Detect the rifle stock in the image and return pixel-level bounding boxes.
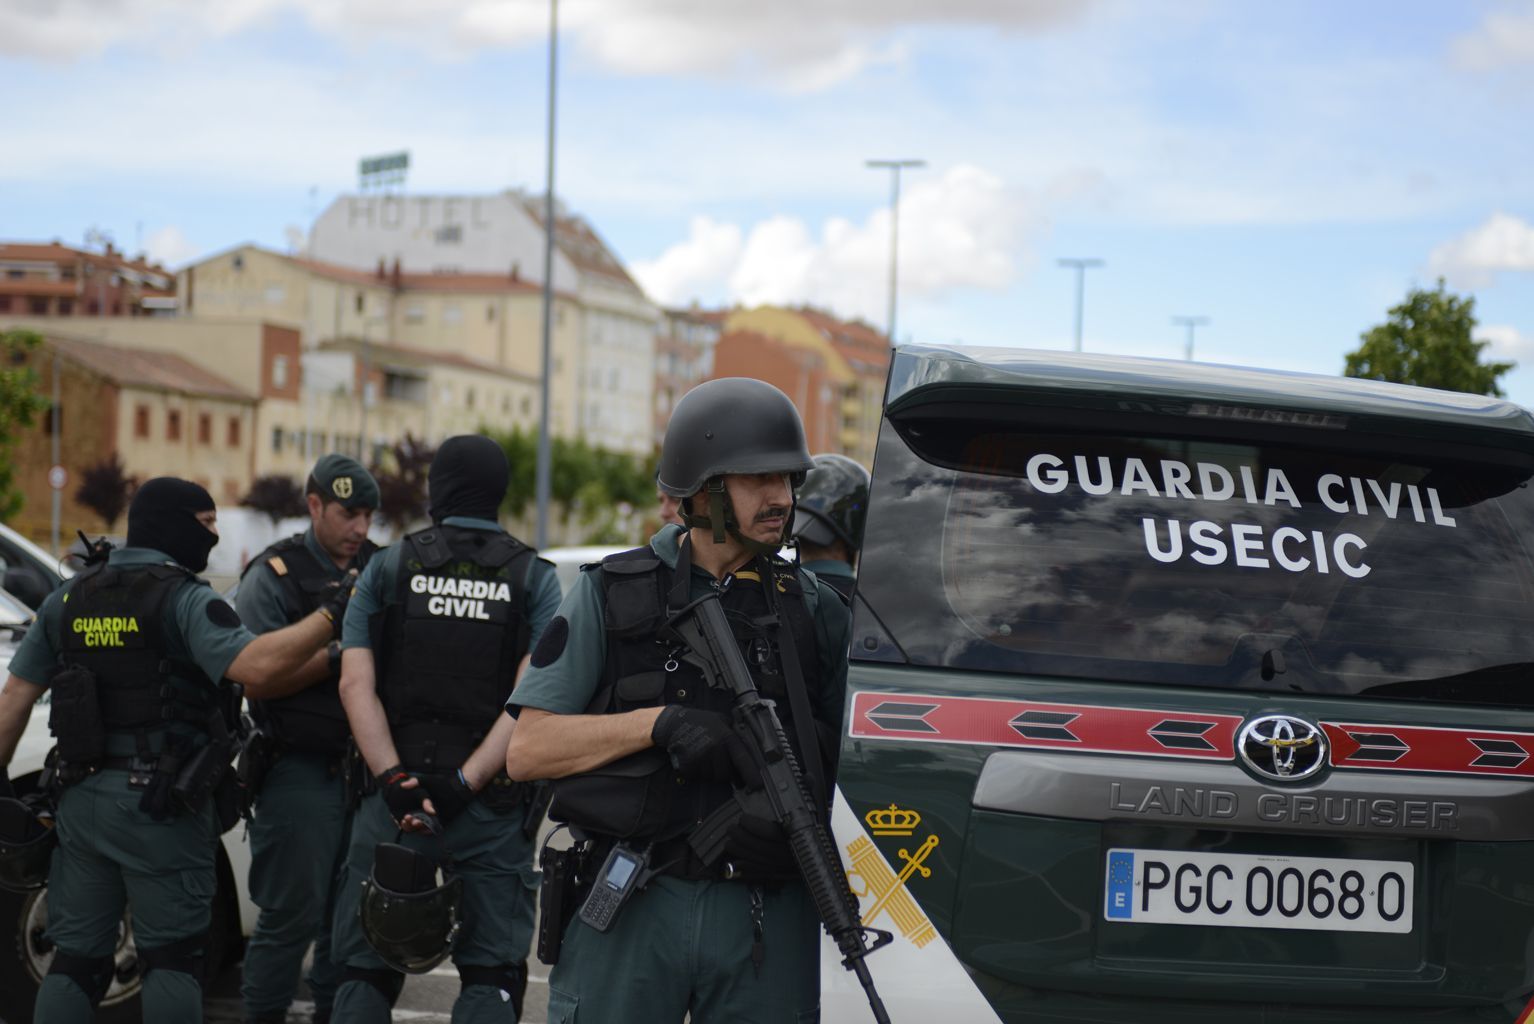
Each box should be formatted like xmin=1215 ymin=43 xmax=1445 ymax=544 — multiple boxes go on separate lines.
xmin=668 ymin=593 xmax=892 ymax=1024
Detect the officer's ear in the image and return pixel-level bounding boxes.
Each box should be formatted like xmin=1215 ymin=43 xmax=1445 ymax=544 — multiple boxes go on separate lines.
xmin=306 ymin=492 xmax=325 ymax=520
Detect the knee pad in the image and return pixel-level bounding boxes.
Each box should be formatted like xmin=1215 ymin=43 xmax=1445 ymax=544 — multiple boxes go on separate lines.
xmin=459 ymin=960 xmax=527 ymax=1018
xmin=136 ymin=931 xmax=208 ymax=984
xmin=46 ymin=950 xmax=116 ymax=1006
xmin=343 ymin=965 xmax=405 ymax=1007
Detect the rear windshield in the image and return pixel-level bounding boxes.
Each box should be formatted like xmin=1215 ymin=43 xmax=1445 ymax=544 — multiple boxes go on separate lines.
xmin=855 ymin=415 xmax=1534 ymax=705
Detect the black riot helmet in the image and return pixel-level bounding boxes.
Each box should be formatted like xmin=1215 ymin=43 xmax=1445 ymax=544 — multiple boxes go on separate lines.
xmin=656 ymin=378 xmax=815 ymax=552
xmin=791 ymin=453 xmax=871 ymax=557
xmin=0 ymin=798 xmax=56 ymax=893
xmin=358 ymin=843 xmax=463 ymax=974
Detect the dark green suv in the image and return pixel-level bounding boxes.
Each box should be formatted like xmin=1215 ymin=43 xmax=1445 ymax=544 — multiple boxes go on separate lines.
xmin=836 ymin=345 xmax=1534 ymax=1023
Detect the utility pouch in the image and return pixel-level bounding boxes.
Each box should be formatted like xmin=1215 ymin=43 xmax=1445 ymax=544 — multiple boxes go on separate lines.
xmin=547 ymin=748 xmax=677 ymax=840
xmin=47 ymin=664 xmax=106 ymax=765
xmin=235 ymin=725 xmax=276 ymax=799
xmin=537 ymin=843 xmax=585 ymax=966
xmin=211 ymin=772 xmax=245 ymax=834
xmin=479 ymin=773 xmax=529 ymax=816
xmin=172 ymin=735 xmax=233 ymax=817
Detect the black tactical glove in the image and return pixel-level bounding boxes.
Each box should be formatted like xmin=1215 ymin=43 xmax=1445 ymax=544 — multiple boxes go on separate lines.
xmin=651 ymin=707 xmax=757 ymax=783
xmin=423 ymin=769 xmax=477 ymax=826
xmin=318 ymin=573 xmax=357 ymax=640
xmin=376 ymin=765 xmax=439 ymax=834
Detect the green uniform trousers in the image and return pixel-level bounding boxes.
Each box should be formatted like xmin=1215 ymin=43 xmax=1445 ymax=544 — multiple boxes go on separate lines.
xmin=329 ymin=790 xmax=540 ymax=1024
xmin=240 ymin=750 xmax=352 ymax=1019
xmin=546 ymin=874 xmax=821 ymax=1024
xmin=35 ymin=770 xmax=217 ymax=1024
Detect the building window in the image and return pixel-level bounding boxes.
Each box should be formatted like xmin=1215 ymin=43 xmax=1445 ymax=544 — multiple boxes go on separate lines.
xmin=486 ymin=304 xmax=496 ymax=323
xmin=197 ymin=413 xmax=212 ymax=444
xmin=227 ymin=417 xmax=241 ymax=447
xmin=271 ymin=427 xmax=283 ymax=453
xmin=57 ymin=298 xmax=72 ymax=315
xmin=272 ymin=354 xmax=289 ymax=389
xmin=265 ymin=285 xmax=286 ymax=305
xmin=29 ymin=297 xmax=48 ymax=315
xmin=134 ymin=404 xmax=151 ymax=438
xmin=521 ymin=396 xmax=532 ymax=416
xmin=167 ymin=409 xmax=182 ymax=441
xmin=466 ymin=387 xmax=476 ymax=409
xmin=442 ymin=303 xmax=462 ymax=325
xmin=435 ymin=225 xmax=463 ymax=244
xmin=0 ymin=297 xmax=10 ymax=313
xmin=355 ymin=292 xmax=364 ymax=313
xmin=404 ymin=304 xmax=425 ymax=325
xmin=42 ymin=404 xmax=62 ymax=435
xmin=6 ymin=269 xmax=23 ymax=280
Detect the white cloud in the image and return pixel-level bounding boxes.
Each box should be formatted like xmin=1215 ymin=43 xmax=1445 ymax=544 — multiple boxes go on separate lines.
xmin=1427 ymin=212 xmax=1534 ymax=287
xmin=143 ymin=225 xmax=201 ymax=268
xmin=630 ymin=216 xmax=743 ymax=306
xmin=1478 ymin=323 xmax=1534 ymax=363
xmin=638 ymin=164 xmax=1040 ymax=323
xmin=0 ymin=0 xmax=1089 ymax=90
xmin=1451 ymin=3 xmax=1534 ymax=71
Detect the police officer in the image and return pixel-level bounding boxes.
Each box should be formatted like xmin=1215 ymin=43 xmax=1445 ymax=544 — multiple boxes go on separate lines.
xmin=237 ymin=455 xmax=379 ymax=1024
xmin=505 ymin=378 xmax=851 ymax=1023
xmin=0 ymin=477 xmax=347 ymax=1024
xmin=790 ymin=452 xmax=871 ymax=601
xmin=329 ymin=434 xmax=561 ymax=1023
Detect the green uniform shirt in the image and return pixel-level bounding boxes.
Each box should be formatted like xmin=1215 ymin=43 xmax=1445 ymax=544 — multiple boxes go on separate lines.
xmin=236 ymin=527 xmax=352 ymax=634
xmin=340 ymin=516 xmax=562 ymax=653
xmin=507 ymin=525 xmax=851 ymax=727
xmin=11 ymin=547 xmax=255 ymax=689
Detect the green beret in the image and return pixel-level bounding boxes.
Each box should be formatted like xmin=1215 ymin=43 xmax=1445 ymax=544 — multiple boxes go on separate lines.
xmin=310 ymin=454 xmax=379 ymax=510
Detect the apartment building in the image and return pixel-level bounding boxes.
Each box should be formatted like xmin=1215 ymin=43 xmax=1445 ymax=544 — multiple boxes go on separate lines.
xmin=0 ymin=241 xmax=175 ymax=318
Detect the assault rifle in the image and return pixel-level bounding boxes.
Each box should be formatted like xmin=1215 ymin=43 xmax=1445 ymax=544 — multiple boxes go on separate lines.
xmin=666 ymin=592 xmax=892 ymax=1024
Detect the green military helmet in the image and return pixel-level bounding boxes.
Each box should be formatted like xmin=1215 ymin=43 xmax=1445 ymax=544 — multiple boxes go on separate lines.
xmin=0 ymin=797 xmax=57 ymax=893
xmin=791 ymin=453 xmax=871 ymax=554
xmin=656 ymin=378 xmax=814 ymax=550
xmin=358 ymin=843 xmax=463 ymax=974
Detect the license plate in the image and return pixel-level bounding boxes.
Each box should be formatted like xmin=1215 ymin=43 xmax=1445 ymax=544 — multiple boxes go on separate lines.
xmin=1103 ymin=848 xmax=1414 ymax=934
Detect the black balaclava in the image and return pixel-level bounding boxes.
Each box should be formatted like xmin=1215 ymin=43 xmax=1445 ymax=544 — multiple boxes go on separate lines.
xmin=126 ymin=477 xmax=218 ymax=572
xmin=427 ymin=435 xmax=510 ymax=523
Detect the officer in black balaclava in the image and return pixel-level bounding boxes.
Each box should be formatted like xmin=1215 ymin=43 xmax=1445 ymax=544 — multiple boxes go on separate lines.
xmin=0 ymin=477 xmax=347 ymax=1022
xmin=327 ymin=435 xmax=562 ymax=1022
xmin=126 ymin=476 xmax=221 ymax=573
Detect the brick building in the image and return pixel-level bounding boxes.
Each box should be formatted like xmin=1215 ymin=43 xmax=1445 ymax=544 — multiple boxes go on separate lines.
xmin=0 ymin=241 xmax=175 ymax=318
xmin=10 ymin=332 xmax=256 ymax=541
xmin=655 ymin=306 xmax=725 ymax=448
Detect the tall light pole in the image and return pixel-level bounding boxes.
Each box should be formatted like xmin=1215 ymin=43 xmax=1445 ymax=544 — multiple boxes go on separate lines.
xmin=535 ymin=0 xmax=559 ymax=548
xmin=1172 ymin=315 xmax=1209 ymax=361
xmin=866 ymin=158 xmax=924 ymax=346
xmin=1057 ymin=258 xmax=1104 ymax=352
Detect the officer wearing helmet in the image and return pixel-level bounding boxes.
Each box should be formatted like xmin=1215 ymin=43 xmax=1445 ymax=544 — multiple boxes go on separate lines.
xmin=505 ymin=377 xmax=851 ymax=1023
xmin=0 ymin=477 xmax=347 ymax=1023
xmin=791 ymin=453 xmax=871 ymax=601
xmin=328 ymin=435 xmax=561 ymax=1023
xmin=236 ymin=454 xmax=379 ymax=1024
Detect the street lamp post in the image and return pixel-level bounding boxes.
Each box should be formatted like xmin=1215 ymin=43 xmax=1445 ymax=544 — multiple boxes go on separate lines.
xmin=1057 ymin=258 xmax=1104 ymax=352
xmin=535 ymin=0 xmax=559 ymax=548
xmin=1172 ymin=315 xmax=1210 ymax=362
xmin=866 ymin=158 xmax=924 ymax=346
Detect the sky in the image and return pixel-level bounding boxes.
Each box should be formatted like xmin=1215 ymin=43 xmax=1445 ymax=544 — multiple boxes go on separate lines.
xmin=4 ymin=0 xmax=1534 ymax=401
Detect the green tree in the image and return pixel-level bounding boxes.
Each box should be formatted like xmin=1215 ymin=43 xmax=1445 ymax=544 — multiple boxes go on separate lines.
xmin=0 ymin=329 xmax=50 ymax=520
xmin=485 ymin=426 xmax=655 ymax=539
xmin=1344 ymin=279 xmax=1514 ymax=396
xmin=240 ymin=474 xmax=306 ymax=524
xmin=76 ymin=454 xmax=137 ymax=529
xmin=371 ymin=433 xmax=436 ymax=530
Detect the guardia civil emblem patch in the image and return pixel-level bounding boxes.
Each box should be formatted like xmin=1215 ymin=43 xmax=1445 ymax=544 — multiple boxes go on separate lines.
xmin=332 ymin=477 xmax=353 ymax=500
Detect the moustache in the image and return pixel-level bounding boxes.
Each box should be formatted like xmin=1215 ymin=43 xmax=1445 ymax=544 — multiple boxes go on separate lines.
xmin=754 ymin=506 xmax=790 ymax=523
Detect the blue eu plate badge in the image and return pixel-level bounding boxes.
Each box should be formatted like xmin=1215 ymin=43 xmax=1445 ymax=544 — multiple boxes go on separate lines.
xmin=1106 ymin=850 xmax=1135 ymax=920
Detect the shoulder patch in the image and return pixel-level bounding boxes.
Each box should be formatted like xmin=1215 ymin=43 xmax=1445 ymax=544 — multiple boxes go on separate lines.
xmin=530 ymin=616 xmax=570 ymax=668
xmin=267 ymin=555 xmax=289 ymax=577
xmin=205 ymin=599 xmax=242 ymax=628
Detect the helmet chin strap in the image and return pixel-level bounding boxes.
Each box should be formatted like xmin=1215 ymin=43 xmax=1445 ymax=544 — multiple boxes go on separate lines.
xmin=679 ymin=477 xmax=786 ymax=557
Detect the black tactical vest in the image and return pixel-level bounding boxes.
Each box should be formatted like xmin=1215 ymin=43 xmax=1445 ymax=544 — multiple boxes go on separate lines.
xmin=241 ymin=533 xmax=378 ymax=754
xmin=55 ymin=562 xmax=216 ymax=748
xmin=592 ymin=545 xmax=824 ymax=841
xmin=376 ymin=525 xmax=535 ymax=770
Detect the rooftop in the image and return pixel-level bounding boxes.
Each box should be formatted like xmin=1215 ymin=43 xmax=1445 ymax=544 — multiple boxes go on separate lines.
xmin=45 ymin=332 xmax=255 ymax=402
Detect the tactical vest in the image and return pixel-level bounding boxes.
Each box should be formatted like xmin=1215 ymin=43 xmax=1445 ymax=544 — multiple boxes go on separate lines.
xmin=55 ymin=562 xmax=217 ymax=752
xmin=242 ymin=533 xmax=378 ymax=755
xmin=375 ymin=525 xmax=535 ymax=771
xmin=591 ymin=545 xmax=824 ymax=847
